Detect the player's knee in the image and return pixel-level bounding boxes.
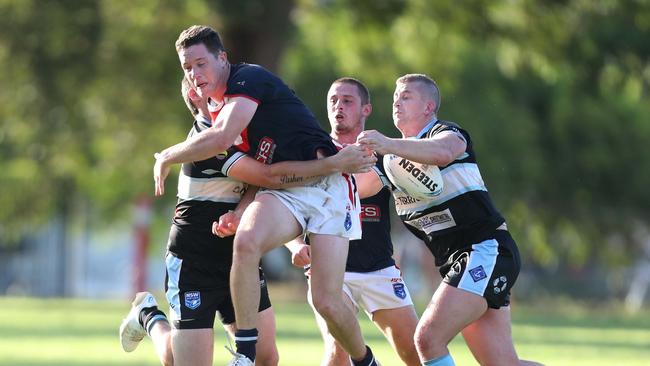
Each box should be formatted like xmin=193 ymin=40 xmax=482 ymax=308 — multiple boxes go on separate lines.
xmin=233 ymin=232 xmax=262 ymax=261
xmin=311 ymin=295 xmax=339 ymax=321
xmin=414 ymin=323 xmax=439 ymax=355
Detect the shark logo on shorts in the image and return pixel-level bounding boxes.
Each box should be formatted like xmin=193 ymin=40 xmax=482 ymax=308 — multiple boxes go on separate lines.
xmin=344 ymin=212 xmax=352 ymax=231
xmin=468 ymin=265 xmax=487 ymax=282
xmin=184 ymin=291 xmax=201 ymax=310
xmin=393 ymin=283 xmax=407 ymax=299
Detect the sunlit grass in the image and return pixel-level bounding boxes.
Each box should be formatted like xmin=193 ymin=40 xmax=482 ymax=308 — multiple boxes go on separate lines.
xmin=1 ymin=290 xmax=649 ymax=365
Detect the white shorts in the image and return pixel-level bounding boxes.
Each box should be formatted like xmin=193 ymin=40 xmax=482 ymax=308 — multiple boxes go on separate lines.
xmin=259 ymin=173 xmax=361 ymax=240
xmin=309 ymin=265 xmax=414 ymax=316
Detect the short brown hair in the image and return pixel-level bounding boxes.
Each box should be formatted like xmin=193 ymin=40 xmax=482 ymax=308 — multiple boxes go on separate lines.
xmin=175 ymin=25 xmax=225 ymax=56
xmin=332 ymin=77 xmax=371 ymax=105
xmin=396 ymin=74 xmax=441 ymax=114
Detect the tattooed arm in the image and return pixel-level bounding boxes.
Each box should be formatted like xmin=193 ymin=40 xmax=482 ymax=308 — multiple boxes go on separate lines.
xmin=227 ymin=144 xmax=376 ymax=189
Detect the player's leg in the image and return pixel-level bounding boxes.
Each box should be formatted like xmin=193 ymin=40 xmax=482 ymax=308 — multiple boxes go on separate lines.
xmin=357 ymin=266 xmax=419 ymax=365
xmin=230 ymin=193 xmax=302 ymax=361
xmin=221 ymin=268 xmax=279 ymax=366
xmin=119 ymin=292 xmax=174 ymax=366
xmin=372 ymin=306 xmax=420 ymax=365
xmin=149 ymin=320 xmax=174 ymax=366
xmin=309 ymin=233 xmax=369 ymax=362
xmin=461 ymin=307 xmax=544 ymax=366
xmin=171 ymin=328 xmax=214 ymax=366
xmin=415 ymin=283 xmax=486 ymax=364
xmin=307 ymin=281 xmax=357 ymax=366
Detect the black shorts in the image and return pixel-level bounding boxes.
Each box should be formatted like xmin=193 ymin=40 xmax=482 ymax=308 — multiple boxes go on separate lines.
xmin=439 ymin=230 xmax=520 ymax=309
xmin=164 ymin=252 xmax=272 ymax=329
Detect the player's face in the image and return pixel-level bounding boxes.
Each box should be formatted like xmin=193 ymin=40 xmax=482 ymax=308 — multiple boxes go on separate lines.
xmin=178 ymin=43 xmax=228 ymax=100
xmin=327 ymin=82 xmax=369 ymax=137
xmin=392 ymin=82 xmax=430 ymax=128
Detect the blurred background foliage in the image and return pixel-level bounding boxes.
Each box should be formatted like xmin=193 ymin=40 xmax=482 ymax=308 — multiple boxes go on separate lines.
xmin=1 ymin=0 xmax=649 ymax=298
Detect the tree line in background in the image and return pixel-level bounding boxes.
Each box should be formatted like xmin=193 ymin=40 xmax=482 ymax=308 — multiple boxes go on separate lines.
xmin=1 ymin=0 xmax=649 ymax=297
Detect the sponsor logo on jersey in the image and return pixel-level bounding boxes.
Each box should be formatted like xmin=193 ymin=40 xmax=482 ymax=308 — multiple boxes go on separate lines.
xmin=360 ymin=204 xmax=380 ymax=222
xmin=404 ymin=208 xmax=457 ymax=234
xmin=469 ymin=266 xmax=487 ymax=282
xmin=390 ymin=277 xmax=402 ymax=283
xmin=255 ymin=136 xmax=276 ymax=164
xmin=392 ymin=283 xmax=407 ymax=299
xmin=184 ymin=291 xmax=201 ymax=310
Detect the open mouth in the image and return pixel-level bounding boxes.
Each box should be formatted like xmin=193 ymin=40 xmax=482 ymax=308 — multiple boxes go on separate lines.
xmin=335 ymin=113 xmax=344 ymax=121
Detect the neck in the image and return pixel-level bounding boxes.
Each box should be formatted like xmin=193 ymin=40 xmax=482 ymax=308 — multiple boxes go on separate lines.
xmin=331 ymin=125 xmax=364 ymax=145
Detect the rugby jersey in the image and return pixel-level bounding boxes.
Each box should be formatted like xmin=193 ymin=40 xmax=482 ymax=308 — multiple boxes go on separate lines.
xmin=210 ymin=63 xmax=337 ymax=164
xmin=393 ymin=120 xmax=505 ymax=264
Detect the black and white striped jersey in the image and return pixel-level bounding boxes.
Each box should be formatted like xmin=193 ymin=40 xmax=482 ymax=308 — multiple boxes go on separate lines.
xmin=394 ymin=120 xmax=505 ymax=264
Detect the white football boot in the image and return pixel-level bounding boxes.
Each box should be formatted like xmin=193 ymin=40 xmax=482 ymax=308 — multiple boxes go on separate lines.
xmin=225 ymin=345 xmax=254 ymax=366
xmin=119 ymin=291 xmax=158 ymax=352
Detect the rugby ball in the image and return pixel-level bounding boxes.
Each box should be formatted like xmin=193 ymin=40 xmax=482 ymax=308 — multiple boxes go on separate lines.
xmin=383 ymin=154 xmax=444 ymax=199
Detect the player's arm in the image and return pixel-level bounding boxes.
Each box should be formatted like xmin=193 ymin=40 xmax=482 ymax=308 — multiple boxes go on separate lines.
xmin=284 ymin=237 xmax=311 ymax=268
xmin=154 ymin=97 xmax=257 ymax=195
xmin=228 ymin=144 xmax=376 ymax=189
xmin=357 ymin=129 xmax=466 ymax=167
xmin=354 ymin=168 xmax=384 ymax=199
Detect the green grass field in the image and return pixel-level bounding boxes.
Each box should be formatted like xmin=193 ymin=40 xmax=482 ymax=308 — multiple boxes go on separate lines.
xmin=1 ymin=286 xmax=649 ymax=366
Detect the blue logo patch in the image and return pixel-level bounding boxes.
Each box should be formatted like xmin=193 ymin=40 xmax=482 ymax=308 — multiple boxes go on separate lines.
xmin=469 ymin=265 xmax=487 ymax=282
xmin=184 ymin=291 xmax=201 ymax=310
xmin=344 ymin=212 xmax=352 ymax=231
xmin=392 ymin=283 xmax=407 ymax=299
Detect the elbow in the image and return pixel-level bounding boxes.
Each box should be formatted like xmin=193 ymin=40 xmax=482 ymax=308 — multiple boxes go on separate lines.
xmin=257 ymin=167 xmax=282 ymax=189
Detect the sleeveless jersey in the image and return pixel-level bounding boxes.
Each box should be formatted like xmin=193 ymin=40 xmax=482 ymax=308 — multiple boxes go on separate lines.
xmin=209 ymin=63 xmax=337 ymax=163
xmin=346 ymin=159 xmax=396 ymax=273
xmin=168 ymin=115 xmax=248 ymax=263
xmin=393 ymin=120 xmax=505 ymax=265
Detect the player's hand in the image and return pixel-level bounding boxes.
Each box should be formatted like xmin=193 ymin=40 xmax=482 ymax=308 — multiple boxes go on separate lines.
xmin=212 ymin=210 xmax=240 ymax=238
xmin=335 ymin=144 xmax=377 ymax=174
xmin=357 ymin=130 xmax=392 ymax=155
xmin=153 ymin=153 xmax=171 ymax=196
xmin=290 ymin=243 xmax=311 ymax=267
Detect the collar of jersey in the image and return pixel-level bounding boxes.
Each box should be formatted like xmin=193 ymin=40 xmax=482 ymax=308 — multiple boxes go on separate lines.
xmin=196 ymin=114 xmax=211 ymax=126
xmin=416 ymin=119 xmax=438 ymax=139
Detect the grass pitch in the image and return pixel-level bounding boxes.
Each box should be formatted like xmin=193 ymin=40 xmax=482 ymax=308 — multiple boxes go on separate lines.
xmin=1 ymin=285 xmax=649 ymax=365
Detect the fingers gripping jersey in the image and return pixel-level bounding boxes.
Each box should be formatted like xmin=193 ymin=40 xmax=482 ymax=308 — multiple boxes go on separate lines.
xmin=212 ymin=63 xmax=338 ymax=163
xmin=393 ymin=120 xmax=505 ymax=264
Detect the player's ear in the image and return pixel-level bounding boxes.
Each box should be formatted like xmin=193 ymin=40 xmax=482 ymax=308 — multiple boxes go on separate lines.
xmin=362 ymin=103 xmax=372 ymax=118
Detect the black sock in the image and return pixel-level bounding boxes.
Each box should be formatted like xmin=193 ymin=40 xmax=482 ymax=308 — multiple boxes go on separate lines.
xmin=235 ymin=328 xmax=258 ymax=361
xmin=351 ymin=345 xmax=377 ymax=366
xmin=139 ymin=306 xmax=167 ymax=335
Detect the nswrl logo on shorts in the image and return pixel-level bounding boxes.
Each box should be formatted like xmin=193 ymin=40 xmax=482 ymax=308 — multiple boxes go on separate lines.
xmin=184 ymin=291 xmax=201 ymax=310
xmin=469 ymin=265 xmax=487 ymax=282
xmin=393 ymin=283 xmax=407 ymax=299
xmin=344 ymin=212 xmax=352 ymax=231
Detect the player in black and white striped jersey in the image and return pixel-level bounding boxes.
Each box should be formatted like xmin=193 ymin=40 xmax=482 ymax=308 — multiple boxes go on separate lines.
xmin=358 ymin=74 xmax=543 ymax=366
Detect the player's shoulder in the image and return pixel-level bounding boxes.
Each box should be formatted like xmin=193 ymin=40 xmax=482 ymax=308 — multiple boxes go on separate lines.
xmin=427 ymin=119 xmax=469 ymax=140
xmin=230 ymin=63 xmax=274 ymax=82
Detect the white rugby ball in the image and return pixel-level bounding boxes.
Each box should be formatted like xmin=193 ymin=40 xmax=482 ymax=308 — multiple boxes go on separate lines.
xmin=383 ymin=154 xmax=444 ymax=199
